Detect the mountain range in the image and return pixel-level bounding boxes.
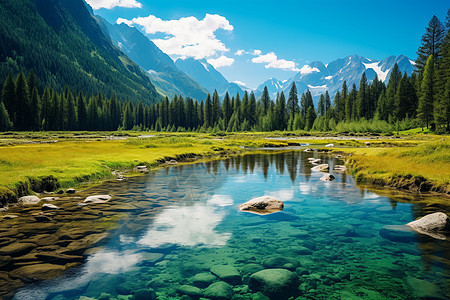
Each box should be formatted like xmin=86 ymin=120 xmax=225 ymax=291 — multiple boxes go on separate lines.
xmin=255 ymin=54 xmax=415 ymax=103
xmin=0 ymin=0 xmax=160 ymax=104
xmin=0 ymin=0 xmax=417 ymax=107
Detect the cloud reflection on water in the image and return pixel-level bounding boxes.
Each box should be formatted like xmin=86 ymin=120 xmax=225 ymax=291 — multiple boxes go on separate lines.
xmin=138 ymin=195 xmax=233 ymax=248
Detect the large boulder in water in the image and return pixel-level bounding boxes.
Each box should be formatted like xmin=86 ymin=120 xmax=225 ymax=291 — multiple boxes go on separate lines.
xmin=204 ymin=281 xmax=234 ymax=300
xmin=210 ymin=265 xmax=242 ymax=285
xmin=18 ymin=196 xmax=41 ymax=205
xmin=406 ymin=212 xmax=450 ymax=240
xmin=249 ymin=269 xmax=300 ymax=299
xmin=239 ymin=196 xmax=284 ymax=215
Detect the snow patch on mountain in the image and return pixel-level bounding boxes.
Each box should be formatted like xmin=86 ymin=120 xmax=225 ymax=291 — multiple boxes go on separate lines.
xmin=363 ymin=62 xmax=390 ymax=82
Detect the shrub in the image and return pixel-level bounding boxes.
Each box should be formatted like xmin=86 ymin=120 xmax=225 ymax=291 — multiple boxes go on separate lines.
xmin=0 ymin=187 xmax=16 ymax=207
xmin=28 ymin=175 xmax=60 ymax=193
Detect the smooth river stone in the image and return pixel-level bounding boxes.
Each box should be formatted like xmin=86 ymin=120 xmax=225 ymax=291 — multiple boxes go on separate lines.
xmin=0 ymin=242 xmax=36 ymax=256
xmin=249 ymin=268 xmax=300 ymax=299
xmin=204 ymin=281 xmax=234 ymax=300
xmin=10 ymin=263 xmax=66 ymax=281
xmin=192 ymin=272 xmax=217 ymax=288
xmin=210 ymin=265 xmax=242 ymax=285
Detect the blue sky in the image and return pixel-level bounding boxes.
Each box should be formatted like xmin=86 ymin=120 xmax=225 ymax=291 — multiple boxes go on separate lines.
xmin=87 ymin=0 xmax=448 ymax=89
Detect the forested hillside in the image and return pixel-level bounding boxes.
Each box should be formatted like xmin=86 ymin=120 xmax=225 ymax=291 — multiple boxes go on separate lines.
xmin=0 ymin=0 xmax=160 ymax=105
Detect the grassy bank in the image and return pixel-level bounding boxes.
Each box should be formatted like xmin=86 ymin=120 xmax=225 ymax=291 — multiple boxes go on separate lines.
xmin=341 ymin=137 xmax=450 ymax=194
xmin=0 ymin=131 xmax=448 ymax=206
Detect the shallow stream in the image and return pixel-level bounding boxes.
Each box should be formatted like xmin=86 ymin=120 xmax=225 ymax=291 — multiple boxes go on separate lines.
xmin=13 ymin=151 xmax=450 ymax=299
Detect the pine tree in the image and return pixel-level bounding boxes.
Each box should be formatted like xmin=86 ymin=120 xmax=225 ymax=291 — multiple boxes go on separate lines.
xmin=260 ymin=86 xmax=270 ymax=115
xmin=14 ymin=72 xmax=30 ymax=130
xmin=300 ymin=90 xmax=314 ymax=117
xmin=204 ymin=94 xmax=212 ymax=128
xmin=66 ymin=89 xmax=77 ymax=130
xmin=355 ymin=73 xmax=368 ymax=119
xmin=416 ymin=15 xmax=445 ymax=73
xmin=417 ymin=55 xmax=435 ymax=129
xmin=324 ymin=91 xmax=331 ymax=115
xmin=241 ymin=91 xmax=249 ymax=122
xmin=345 ymin=84 xmax=357 ymax=121
xmin=287 ymin=82 xmax=299 ymax=119
xmin=0 ymin=101 xmax=12 ymax=131
xmin=1 ymin=75 xmax=15 ymax=120
xmin=248 ymin=92 xmax=257 ymax=127
xmin=276 ymin=91 xmax=286 ymax=130
xmin=305 ymin=106 xmax=317 ymax=131
xmin=222 ymin=92 xmax=232 ymax=128
xmin=212 ymin=90 xmax=221 ymax=125
xmin=29 ymin=87 xmax=41 ymax=130
xmin=317 ymin=94 xmax=325 ymax=116
xmin=76 ymin=92 xmax=87 ymax=130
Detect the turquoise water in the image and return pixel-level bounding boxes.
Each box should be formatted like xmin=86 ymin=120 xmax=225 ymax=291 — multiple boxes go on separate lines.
xmin=14 ymin=151 xmax=450 ymax=299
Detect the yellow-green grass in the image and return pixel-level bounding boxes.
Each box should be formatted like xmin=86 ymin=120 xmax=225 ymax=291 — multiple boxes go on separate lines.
xmin=340 ymin=137 xmax=450 ymax=192
xmin=0 ymin=135 xmax=233 ymax=190
xmin=1 ymin=131 xmax=448 ymax=204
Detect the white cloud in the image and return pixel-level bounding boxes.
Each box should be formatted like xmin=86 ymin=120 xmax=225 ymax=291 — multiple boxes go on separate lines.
xmin=235 ymin=49 xmax=245 ymax=56
xmin=118 ymin=14 xmax=233 ymax=59
xmin=251 ymin=51 xmax=300 ymax=72
xmin=299 ymin=65 xmax=320 ymax=75
xmin=207 ymin=55 xmax=234 ymax=68
xmin=86 ymin=0 xmax=142 ymax=10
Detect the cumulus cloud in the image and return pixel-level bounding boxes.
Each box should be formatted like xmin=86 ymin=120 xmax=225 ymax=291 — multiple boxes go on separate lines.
xmin=207 ymin=55 xmax=234 ymax=68
xmin=86 ymin=0 xmax=142 ymax=10
xmin=235 ymin=49 xmax=245 ymax=56
xmin=118 ymin=14 xmax=233 ymax=59
xmin=251 ymin=51 xmax=300 ymax=72
xmin=299 ymin=65 xmax=320 ymax=75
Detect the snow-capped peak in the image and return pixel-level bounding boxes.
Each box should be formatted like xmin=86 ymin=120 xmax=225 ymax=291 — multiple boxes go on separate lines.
xmin=362 ymin=62 xmax=389 ymax=82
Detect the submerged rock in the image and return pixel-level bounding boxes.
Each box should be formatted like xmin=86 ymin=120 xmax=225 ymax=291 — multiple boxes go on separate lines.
xmin=239 ymin=196 xmax=284 ymax=215
xmin=263 ymin=257 xmax=300 ymax=269
xmin=210 ymin=265 xmax=242 ymax=285
xmin=405 ymin=277 xmax=447 ymax=299
xmin=204 ymin=281 xmax=234 ymax=300
xmin=379 ymin=225 xmax=417 ymax=243
xmin=177 ymin=285 xmax=203 ymax=297
xmin=311 ymin=164 xmax=329 ymax=172
xmin=192 ymin=272 xmax=217 ymax=288
xmin=18 ymin=195 xmax=41 ymax=205
xmin=406 ymin=212 xmax=450 ymax=240
xmin=320 ymin=173 xmax=335 ymax=181
xmin=42 ymin=203 xmax=59 ymax=211
xmin=248 ymin=268 xmax=300 ymax=299
xmin=83 ymin=195 xmax=111 ymax=204
xmin=134 ymin=288 xmax=156 ymax=300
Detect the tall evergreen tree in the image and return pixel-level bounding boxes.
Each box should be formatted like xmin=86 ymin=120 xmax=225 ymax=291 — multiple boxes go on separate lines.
xmin=416 ymin=15 xmax=445 ymax=73
xmin=324 ymin=91 xmax=331 ymax=115
xmin=355 ymin=73 xmax=368 ymax=119
xmin=317 ymin=94 xmax=325 ymax=116
xmin=222 ymin=92 xmax=232 ymax=128
xmin=204 ymin=94 xmax=213 ymax=128
xmin=260 ymin=86 xmax=270 ymax=115
xmin=0 ymin=101 xmax=12 ymax=131
xmin=1 ymin=75 xmax=15 ymax=119
xmin=276 ymin=91 xmax=286 ymax=130
xmin=300 ymin=90 xmax=314 ymax=117
xmin=417 ymin=55 xmax=435 ymax=128
xmin=29 ymin=87 xmax=41 ymax=130
xmin=212 ymin=90 xmax=221 ymax=125
xmin=345 ymin=84 xmax=357 ymax=121
xmin=14 ymin=72 xmax=30 ymax=130
xmin=248 ymin=92 xmax=257 ymax=127
xmin=287 ymin=82 xmax=299 ymax=119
